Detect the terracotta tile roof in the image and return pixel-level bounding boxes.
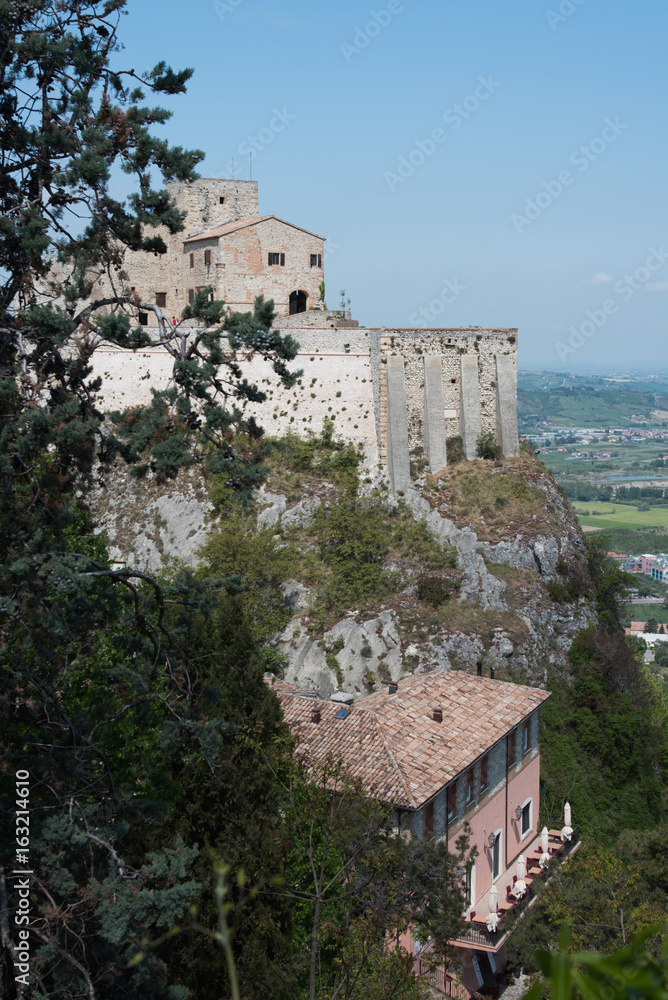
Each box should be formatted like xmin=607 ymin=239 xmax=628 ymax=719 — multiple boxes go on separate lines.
xmin=183 ymin=215 xmax=325 ymax=243
xmin=267 ymin=671 xmax=551 ymax=811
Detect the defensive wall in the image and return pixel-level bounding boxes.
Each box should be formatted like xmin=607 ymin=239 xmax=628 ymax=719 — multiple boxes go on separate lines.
xmin=92 ymin=326 xmax=519 ymax=491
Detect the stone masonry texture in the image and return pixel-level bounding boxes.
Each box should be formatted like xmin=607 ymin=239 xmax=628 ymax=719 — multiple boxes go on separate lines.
xmin=87 ymin=178 xmax=324 ymax=326
xmin=386 ymin=355 xmax=411 ymax=494
xmin=184 ymin=216 xmax=325 ymax=316
xmin=495 ymin=353 xmax=521 ymax=458
xmin=460 ymin=355 xmax=483 ymax=461
xmin=423 ymin=355 xmax=448 ymax=472
xmin=92 ymin=327 xmax=519 ymax=475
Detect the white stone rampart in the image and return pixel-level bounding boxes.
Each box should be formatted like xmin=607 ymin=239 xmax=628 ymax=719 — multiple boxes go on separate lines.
xmin=91 ymin=327 xmax=518 ymax=475
xmin=423 ymin=356 xmax=448 ymax=473
xmin=386 ymin=356 xmax=411 ymax=494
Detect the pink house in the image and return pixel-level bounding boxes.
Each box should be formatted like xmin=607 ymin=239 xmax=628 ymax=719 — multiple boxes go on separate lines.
xmin=268 ymin=670 xmax=555 ymax=994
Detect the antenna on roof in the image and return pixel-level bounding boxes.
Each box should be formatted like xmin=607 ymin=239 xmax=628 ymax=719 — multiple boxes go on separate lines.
xmin=232 ymin=159 xmax=235 ymax=180
xmin=249 ymin=152 xmax=252 ymax=181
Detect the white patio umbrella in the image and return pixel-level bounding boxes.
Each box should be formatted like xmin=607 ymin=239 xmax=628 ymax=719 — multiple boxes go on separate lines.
xmin=541 ymin=826 xmax=549 ymax=854
xmin=564 ymin=802 xmax=572 ymax=827
xmin=516 ymin=854 xmax=526 ymax=881
xmin=488 ymin=883 xmax=498 ymax=914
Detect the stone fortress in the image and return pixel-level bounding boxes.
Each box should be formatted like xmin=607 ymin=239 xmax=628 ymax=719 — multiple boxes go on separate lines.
xmin=94 ymin=178 xmax=520 ymax=487
xmin=94 ymin=177 xmax=327 ymax=323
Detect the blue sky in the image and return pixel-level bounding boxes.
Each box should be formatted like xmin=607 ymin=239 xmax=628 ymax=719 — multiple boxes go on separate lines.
xmin=115 ymin=0 xmax=667 ymax=371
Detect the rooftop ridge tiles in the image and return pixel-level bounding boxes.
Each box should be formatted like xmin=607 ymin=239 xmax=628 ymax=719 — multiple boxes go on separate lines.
xmin=184 ymin=214 xmax=326 ymax=243
xmin=372 ymin=714 xmax=418 ymax=810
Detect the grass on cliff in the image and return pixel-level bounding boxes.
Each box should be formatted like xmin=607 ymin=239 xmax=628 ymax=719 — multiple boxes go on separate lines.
xmin=423 ymin=448 xmax=563 ymax=543
xmin=201 ymin=425 xmax=462 ymax=643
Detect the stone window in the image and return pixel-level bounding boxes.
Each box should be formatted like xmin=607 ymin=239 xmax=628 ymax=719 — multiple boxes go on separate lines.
xmin=138 ymin=312 xmax=148 ymax=326
xmin=268 ymin=252 xmax=285 ymax=266
xmin=204 ymin=249 xmax=212 ymax=266
xmin=465 ymin=767 xmax=474 ymax=806
xmin=188 ymin=289 xmax=194 ymax=304
xmin=480 ymin=754 xmax=489 ymax=791
xmin=465 ymin=860 xmax=475 ymax=907
xmin=522 ymin=718 xmax=531 ymax=755
xmin=521 ymin=799 xmax=532 ymax=837
xmin=310 ymin=254 xmax=322 ymax=268
xmin=189 ymin=253 xmax=194 ymax=268
xmin=507 ymin=730 xmax=516 ymax=770
xmin=155 ymin=292 xmax=166 ymax=308
xmin=423 ymin=800 xmax=434 ymax=840
xmin=447 ymin=780 xmax=457 ymax=822
xmin=219 ymin=196 xmax=225 ymax=204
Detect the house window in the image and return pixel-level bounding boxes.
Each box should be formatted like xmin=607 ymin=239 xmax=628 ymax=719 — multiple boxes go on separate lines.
xmin=219 ymin=196 xmax=225 ymax=204
xmin=480 ymin=754 xmax=489 ymax=792
xmin=138 ymin=312 xmax=148 ymax=326
xmin=188 ymin=289 xmax=194 ymax=305
xmin=189 ymin=253 xmax=194 ymax=268
xmin=507 ymin=730 xmax=516 ymax=770
xmin=521 ymin=800 xmax=532 ymax=838
xmin=310 ymin=253 xmax=322 ymax=268
xmin=465 ymin=768 xmax=474 ymax=806
xmin=268 ymin=252 xmax=285 ymax=266
xmin=447 ymin=781 xmax=457 ymax=822
xmin=204 ymin=249 xmax=212 ymax=266
xmin=523 ymin=718 xmax=531 ymax=755
xmin=424 ymin=801 xmax=434 ymax=840
xmin=155 ymin=292 xmax=167 ymax=308
xmin=491 ymin=831 xmax=502 ymax=880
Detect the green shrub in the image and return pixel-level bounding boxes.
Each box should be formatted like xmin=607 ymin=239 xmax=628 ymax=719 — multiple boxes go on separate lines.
xmin=476 ymin=431 xmax=503 ymax=461
xmin=446 ymin=436 xmax=465 ymax=464
xmin=546 ymin=557 xmax=591 ymax=603
xmin=416 ymin=575 xmax=457 ymax=607
xmin=200 ymin=511 xmax=298 ymax=642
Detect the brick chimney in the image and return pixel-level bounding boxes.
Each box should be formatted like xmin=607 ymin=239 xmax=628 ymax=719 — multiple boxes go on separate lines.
xmin=311 ymin=708 xmax=321 ymax=724
xmin=433 ymin=707 xmax=443 ymax=724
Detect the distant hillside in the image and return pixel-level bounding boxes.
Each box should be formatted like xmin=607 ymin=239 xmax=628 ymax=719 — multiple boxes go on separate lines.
xmin=518 ymin=372 xmax=668 ymax=430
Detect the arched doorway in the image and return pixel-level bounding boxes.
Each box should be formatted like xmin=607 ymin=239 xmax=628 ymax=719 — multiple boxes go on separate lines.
xmin=289 ymin=290 xmax=308 ymax=314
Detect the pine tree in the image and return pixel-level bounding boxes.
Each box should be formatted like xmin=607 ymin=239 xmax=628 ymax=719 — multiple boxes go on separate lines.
xmin=0 ymin=3 xmax=298 ymax=996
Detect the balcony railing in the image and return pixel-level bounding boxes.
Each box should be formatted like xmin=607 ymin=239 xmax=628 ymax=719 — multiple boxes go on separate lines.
xmin=414 ymin=957 xmax=471 ymax=999
xmin=452 ymin=827 xmax=580 ymax=953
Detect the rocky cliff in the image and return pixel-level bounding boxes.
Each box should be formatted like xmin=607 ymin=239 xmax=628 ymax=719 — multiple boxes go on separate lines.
xmin=90 ymin=442 xmax=594 ymax=697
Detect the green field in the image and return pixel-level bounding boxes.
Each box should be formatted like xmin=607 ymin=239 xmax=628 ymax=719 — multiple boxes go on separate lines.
xmin=623 ymin=603 xmax=668 ymax=625
xmin=540 ymin=440 xmax=668 ymax=479
xmin=572 ymin=501 xmax=668 ymax=533
xmin=517 ymin=373 xmax=668 ymax=432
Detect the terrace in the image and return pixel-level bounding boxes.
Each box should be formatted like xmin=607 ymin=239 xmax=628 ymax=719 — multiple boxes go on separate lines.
xmin=453 ymin=826 xmax=581 ymax=952
xmin=413 ymin=825 xmax=582 ymax=996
